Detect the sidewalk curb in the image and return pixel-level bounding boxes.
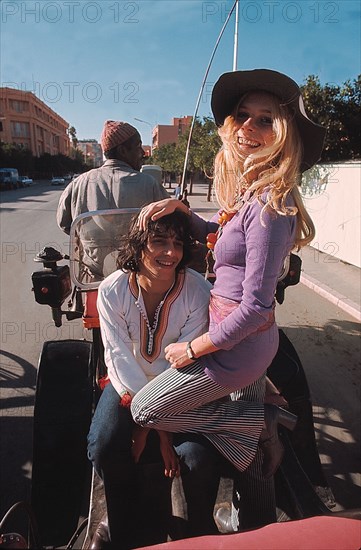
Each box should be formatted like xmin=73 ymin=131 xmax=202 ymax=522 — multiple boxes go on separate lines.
xmin=301 ymin=273 xmax=361 ymax=322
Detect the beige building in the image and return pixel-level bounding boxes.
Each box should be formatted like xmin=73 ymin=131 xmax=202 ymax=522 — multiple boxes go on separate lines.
xmin=77 ymin=140 xmax=103 ymax=168
xmin=152 ymin=116 xmax=192 ymax=150
xmin=0 ymin=87 xmax=70 ymax=156
xmin=143 ymin=145 xmax=151 ymax=158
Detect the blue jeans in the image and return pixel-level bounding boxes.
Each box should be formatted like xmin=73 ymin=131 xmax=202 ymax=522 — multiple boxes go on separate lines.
xmin=87 ymin=383 xmax=222 ymax=548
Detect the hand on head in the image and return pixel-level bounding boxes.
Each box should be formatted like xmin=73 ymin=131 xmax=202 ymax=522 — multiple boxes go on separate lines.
xmin=137 ymin=198 xmax=189 ymax=231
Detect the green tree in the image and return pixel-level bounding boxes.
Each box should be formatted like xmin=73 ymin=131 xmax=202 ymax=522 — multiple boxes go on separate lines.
xmin=71 ymin=147 xmax=85 ymax=165
xmin=68 ymin=126 xmax=78 ymax=149
xmin=151 ymin=143 xmax=179 ymax=180
xmin=0 ymin=142 xmax=34 ymax=174
xmin=34 ymin=152 xmax=89 ymax=179
xmin=301 ymin=75 xmax=360 ymax=161
xmin=190 ymin=117 xmax=221 ymax=179
xmin=337 ymin=76 xmax=360 ymax=159
xmin=0 ymin=139 xmax=89 ymax=179
xmin=148 ymin=118 xmax=221 ymax=197
xmin=176 ymin=117 xmax=221 ymax=194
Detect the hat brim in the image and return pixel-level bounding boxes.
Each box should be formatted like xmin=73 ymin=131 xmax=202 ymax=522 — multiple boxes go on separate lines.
xmin=211 ymin=69 xmax=326 ymax=172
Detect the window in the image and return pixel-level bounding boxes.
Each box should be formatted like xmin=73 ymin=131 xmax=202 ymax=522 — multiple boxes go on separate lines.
xmin=37 ymin=126 xmax=44 ymax=140
xmin=10 ymin=121 xmax=30 ymax=138
xmin=9 ymin=100 xmax=29 ymax=112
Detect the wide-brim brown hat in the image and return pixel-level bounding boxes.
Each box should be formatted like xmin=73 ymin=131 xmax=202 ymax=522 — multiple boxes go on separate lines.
xmin=211 ymin=69 xmax=326 ymax=172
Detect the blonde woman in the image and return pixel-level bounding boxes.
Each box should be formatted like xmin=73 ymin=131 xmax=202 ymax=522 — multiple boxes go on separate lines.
xmin=131 ymin=69 xmax=326 ymax=484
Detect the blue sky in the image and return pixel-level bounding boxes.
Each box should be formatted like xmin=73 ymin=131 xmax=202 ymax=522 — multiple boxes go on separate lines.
xmin=1 ymin=0 xmax=360 ymax=145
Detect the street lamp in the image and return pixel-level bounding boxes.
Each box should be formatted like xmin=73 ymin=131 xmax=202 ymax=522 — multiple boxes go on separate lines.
xmin=134 ymin=118 xmax=153 ymax=156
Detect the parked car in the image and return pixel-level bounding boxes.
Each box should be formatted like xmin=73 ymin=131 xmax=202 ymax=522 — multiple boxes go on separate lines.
xmin=51 ymin=177 xmax=65 ymax=186
xmin=0 ymin=168 xmax=20 ymax=190
xmin=19 ymin=176 xmax=33 ymax=187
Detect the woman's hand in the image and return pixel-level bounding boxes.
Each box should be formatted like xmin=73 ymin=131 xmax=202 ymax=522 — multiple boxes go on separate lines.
xmin=164 ymin=342 xmax=193 ymax=369
xmin=137 ymin=199 xmax=190 ymax=230
xmin=157 ymin=431 xmax=181 ymax=478
xmin=165 ymin=335 xmax=218 ymax=369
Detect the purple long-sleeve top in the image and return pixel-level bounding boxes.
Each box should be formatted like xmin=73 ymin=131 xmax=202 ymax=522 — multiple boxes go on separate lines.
xmin=190 ymin=193 xmax=297 ymax=388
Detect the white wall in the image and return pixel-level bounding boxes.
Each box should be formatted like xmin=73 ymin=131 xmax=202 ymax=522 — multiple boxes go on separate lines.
xmin=302 ymin=162 xmax=361 ymax=268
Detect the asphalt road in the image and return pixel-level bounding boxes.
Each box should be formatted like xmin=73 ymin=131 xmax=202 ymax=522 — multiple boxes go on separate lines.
xmin=0 ymin=182 xmax=360 ymax=529
xmin=0 ymin=181 xmax=88 ymax=528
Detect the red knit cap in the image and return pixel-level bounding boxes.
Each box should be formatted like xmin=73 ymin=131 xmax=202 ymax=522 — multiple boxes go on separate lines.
xmin=100 ymin=120 xmax=139 ymax=152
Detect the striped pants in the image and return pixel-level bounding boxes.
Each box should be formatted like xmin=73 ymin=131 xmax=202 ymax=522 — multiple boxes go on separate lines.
xmin=231 ymin=376 xmax=276 ymax=527
xmin=131 ymin=362 xmax=265 ymax=473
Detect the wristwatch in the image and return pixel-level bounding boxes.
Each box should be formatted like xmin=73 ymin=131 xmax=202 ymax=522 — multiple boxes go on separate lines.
xmin=186 ymin=341 xmax=197 ymax=361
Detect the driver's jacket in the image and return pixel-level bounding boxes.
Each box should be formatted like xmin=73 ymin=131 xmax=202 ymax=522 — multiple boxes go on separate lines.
xmin=56 ymin=159 xmax=169 ymax=235
xmin=56 ymin=160 xmax=169 ymax=280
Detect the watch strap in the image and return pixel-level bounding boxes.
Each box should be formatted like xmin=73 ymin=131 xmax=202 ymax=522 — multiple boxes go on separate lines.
xmin=186 ymin=341 xmax=197 ymax=361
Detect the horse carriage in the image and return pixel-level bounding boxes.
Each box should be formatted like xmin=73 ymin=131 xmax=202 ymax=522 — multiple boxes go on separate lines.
xmin=1 ymin=208 xmax=351 ymax=549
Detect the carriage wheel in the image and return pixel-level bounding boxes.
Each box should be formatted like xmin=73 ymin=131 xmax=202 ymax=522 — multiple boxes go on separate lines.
xmin=31 ymin=340 xmax=93 ymax=547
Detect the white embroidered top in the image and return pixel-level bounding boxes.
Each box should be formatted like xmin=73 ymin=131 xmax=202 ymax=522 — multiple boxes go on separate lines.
xmin=97 ymin=268 xmax=211 ymax=397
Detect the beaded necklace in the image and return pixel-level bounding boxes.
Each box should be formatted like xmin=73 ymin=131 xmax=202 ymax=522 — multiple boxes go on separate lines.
xmin=134 ymin=275 xmax=175 ymax=355
xmin=206 ymin=184 xmax=251 ymax=255
xmin=206 ymin=210 xmax=236 ymax=252
xmin=204 ymin=210 xmax=236 ymax=280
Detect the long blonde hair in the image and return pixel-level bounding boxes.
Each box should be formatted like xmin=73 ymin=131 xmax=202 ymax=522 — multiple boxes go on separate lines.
xmin=213 ymin=92 xmax=315 ymax=248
